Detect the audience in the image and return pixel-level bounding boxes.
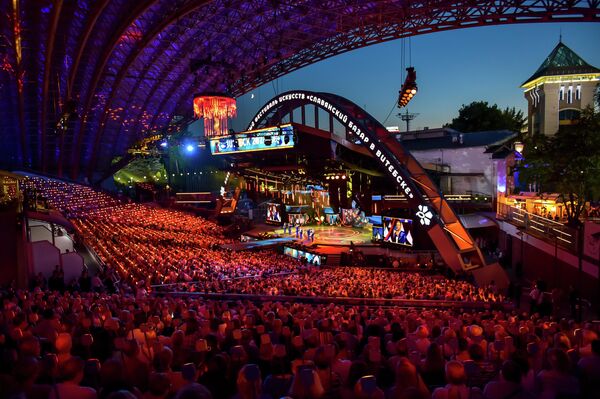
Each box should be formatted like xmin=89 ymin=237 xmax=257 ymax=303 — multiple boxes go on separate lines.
xmin=3 ymin=175 xmax=595 ymax=399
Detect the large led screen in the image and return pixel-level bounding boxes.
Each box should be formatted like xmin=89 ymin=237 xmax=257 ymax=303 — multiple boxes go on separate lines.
xmin=283 ymin=247 xmax=326 ymax=266
xmin=381 ymin=217 xmax=414 ymax=247
xmin=341 ymin=208 xmax=368 ymax=227
xmin=288 ymin=213 xmax=309 ymax=225
xmin=210 ymin=124 xmax=295 ymax=155
xmin=266 ymin=203 xmax=282 ymax=223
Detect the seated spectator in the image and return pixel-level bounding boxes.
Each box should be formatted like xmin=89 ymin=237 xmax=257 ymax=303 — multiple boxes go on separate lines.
xmin=143 ymin=372 xmax=171 ymax=399
xmin=49 ymin=356 xmax=97 ymax=399
xmin=578 ymin=339 xmax=600 ymax=398
xmin=464 ymin=344 xmax=497 ymax=389
xmin=432 ymin=361 xmax=482 ymax=399
xmin=483 ymin=360 xmax=533 ymax=399
xmin=386 ymin=357 xmax=430 ymax=399
xmin=536 ymin=348 xmax=580 ymax=399
xmin=289 ymin=366 xmax=325 ymax=399
xmin=420 ymin=343 xmax=446 ymax=389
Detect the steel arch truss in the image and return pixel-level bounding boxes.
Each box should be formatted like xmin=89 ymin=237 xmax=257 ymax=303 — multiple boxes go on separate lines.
xmin=0 ymin=0 xmax=598 ymax=179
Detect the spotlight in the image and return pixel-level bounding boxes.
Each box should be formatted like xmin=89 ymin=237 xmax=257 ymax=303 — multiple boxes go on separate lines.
xmin=341 ymin=175 xmax=346 ymax=179
xmin=186 ymin=144 xmax=195 ymax=152
xmin=397 ymin=67 xmax=418 ymax=108
xmin=160 ymin=141 xmax=168 ymax=148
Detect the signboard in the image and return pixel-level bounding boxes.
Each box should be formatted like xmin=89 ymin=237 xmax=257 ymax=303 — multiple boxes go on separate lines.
xmin=209 ymin=124 xmax=295 ymax=155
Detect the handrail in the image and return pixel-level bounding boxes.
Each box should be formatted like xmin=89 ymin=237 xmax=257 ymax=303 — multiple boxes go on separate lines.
xmin=150 ymin=291 xmax=513 ymax=311
xmin=497 ymin=203 xmax=577 ymax=250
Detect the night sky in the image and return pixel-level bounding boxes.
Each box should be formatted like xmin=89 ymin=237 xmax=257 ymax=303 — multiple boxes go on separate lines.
xmin=231 ymin=22 xmax=600 ymax=132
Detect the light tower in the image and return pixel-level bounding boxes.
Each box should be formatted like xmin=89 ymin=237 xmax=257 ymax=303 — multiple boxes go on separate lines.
xmin=399 ymin=109 xmax=419 ymax=132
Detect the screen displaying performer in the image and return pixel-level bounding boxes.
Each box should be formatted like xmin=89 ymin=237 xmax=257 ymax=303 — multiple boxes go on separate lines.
xmin=288 ymin=213 xmax=309 ymax=225
xmin=266 ymin=203 xmax=282 ymax=223
xmin=382 ymin=217 xmax=414 ymax=247
xmin=283 ymin=247 xmax=325 ymax=266
xmin=340 ymin=208 xmax=368 ymax=227
xmin=372 ymin=226 xmax=384 ymax=241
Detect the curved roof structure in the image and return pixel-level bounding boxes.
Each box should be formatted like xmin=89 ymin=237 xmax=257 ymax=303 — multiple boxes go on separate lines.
xmin=1 ymin=0 xmax=598 ymax=180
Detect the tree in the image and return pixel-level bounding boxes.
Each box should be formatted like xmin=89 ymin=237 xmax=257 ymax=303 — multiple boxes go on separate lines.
xmin=446 ymin=101 xmax=525 ymax=132
xmin=518 ymin=107 xmax=600 ymax=226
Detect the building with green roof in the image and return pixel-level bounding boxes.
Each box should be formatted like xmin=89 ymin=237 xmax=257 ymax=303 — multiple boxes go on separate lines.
xmin=522 ymin=41 xmax=600 ymax=135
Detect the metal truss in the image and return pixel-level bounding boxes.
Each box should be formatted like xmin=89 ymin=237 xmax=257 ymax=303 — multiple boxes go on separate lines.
xmin=0 ymin=0 xmax=598 ymax=179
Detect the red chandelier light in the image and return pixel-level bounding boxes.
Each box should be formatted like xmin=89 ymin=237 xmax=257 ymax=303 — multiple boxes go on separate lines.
xmin=193 ymin=93 xmax=237 ymax=138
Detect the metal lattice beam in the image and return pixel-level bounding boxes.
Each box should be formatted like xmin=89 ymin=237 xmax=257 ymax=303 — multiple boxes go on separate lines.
xmin=0 ymin=0 xmax=598 ymax=178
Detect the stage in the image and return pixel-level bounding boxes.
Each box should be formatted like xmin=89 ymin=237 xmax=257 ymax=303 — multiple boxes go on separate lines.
xmin=245 ymin=224 xmax=373 ymax=246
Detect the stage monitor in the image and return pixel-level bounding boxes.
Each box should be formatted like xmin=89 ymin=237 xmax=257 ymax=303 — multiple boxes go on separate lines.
xmin=381 ymin=217 xmax=414 ymax=247
xmin=209 ymin=124 xmax=295 ymax=155
xmin=266 ymin=203 xmax=282 ymax=224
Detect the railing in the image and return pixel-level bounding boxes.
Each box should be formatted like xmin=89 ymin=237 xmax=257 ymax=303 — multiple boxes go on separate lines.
xmin=497 ymin=203 xmax=577 ymax=250
xmin=150 ymin=271 xmax=299 ymax=288
xmin=150 ymin=291 xmax=513 ymax=311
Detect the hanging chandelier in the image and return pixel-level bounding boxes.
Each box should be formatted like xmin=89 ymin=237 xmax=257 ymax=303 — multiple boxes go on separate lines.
xmin=193 ymin=93 xmax=237 ymax=138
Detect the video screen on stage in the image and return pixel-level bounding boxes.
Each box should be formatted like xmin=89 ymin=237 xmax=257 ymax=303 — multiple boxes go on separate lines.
xmin=341 ymin=208 xmax=367 ymax=227
xmin=325 ymin=214 xmax=340 ymax=225
xmin=381 ymin=217 xmax=414 ymax=247
xmin=266 ymin=203 xmax=282 ymax=223
xmin=288 ymin=213 xmax=309 ymax=225
xmin=372 ymin=226 xmax=384 ymax=241
xmin=283 ymin=247 xmax=326 ymax=266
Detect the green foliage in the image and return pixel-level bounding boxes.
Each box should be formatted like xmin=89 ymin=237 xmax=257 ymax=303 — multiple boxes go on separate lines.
xmin=519 ymin=107 xmax=600 ymax=226
xmin=113 ymin=156 xmax=167 ymax=185
xmin=446 ymin=101 xmax=525 ymax=132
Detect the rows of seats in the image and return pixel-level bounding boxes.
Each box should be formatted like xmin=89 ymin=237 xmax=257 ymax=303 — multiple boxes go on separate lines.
xmin=22 ymin=176 xmax=122 ymax=217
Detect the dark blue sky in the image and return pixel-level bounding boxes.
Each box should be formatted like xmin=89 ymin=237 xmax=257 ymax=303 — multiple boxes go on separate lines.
xmin=231 ymin=22 xmax=600 ymax=132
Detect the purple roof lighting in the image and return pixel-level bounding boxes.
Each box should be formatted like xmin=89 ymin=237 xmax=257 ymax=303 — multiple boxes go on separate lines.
xmin=0 ymin=0 xmax=598 ymax=180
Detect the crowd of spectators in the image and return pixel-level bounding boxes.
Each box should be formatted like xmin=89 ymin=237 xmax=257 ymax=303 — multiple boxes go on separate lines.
xmin=170 ymin=268 xmax=504 ymax=302
xmin=24 ymin=177 xmax=301 ymax=287
xmin=23 ymin=176 xmax=501 ymax=303
xmin=1 ymin=289 xmax=599 ymax=399
xmin=22 ymin=177 xmax=122 ymax=218
xmin=12 ymin=176 xmax=600 ymax=398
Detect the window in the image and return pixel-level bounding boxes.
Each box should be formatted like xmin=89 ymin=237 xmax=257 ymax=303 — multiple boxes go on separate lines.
xmin=568 ymin=85 xmax=573 ymax=103
xmin=559 ymin=109 xmax=581 ymax=121
xmin=559 ymin=86 xmax=565 ymax=101
xmin=576 ymin=85 xmax=581 ymax=100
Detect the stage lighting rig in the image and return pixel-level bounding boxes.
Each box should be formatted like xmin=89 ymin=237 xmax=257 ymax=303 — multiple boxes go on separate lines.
xmin=397 ymin=67 xmax=417 ymax=108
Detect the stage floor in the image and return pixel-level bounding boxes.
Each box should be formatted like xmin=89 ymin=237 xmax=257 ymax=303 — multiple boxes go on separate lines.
xmin=247 ymin=224 xmax=373 ymax=246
